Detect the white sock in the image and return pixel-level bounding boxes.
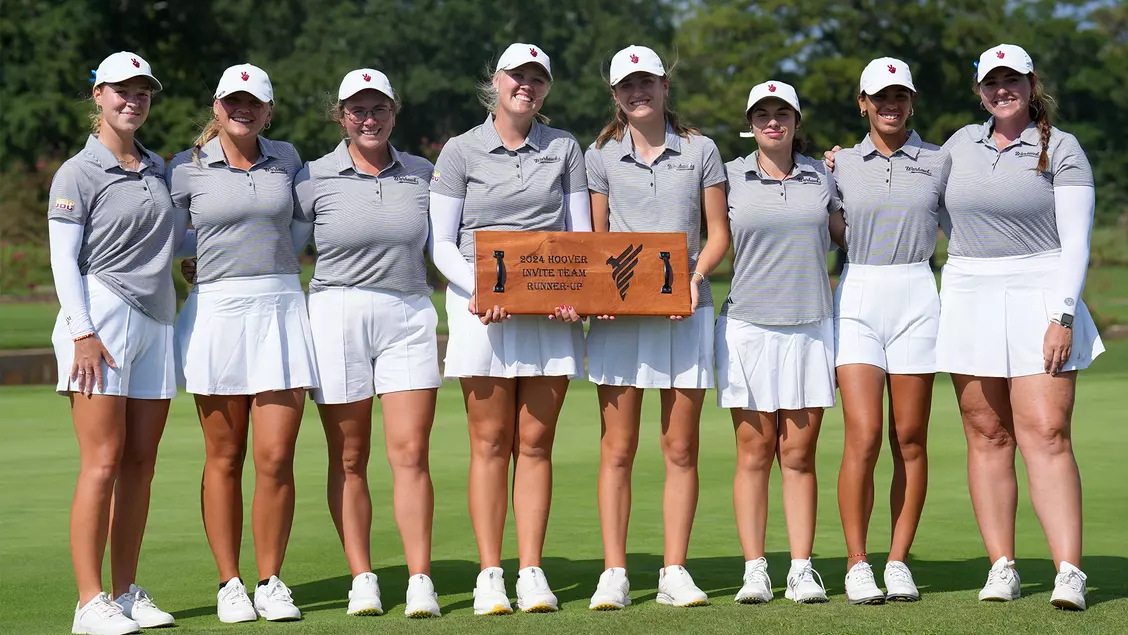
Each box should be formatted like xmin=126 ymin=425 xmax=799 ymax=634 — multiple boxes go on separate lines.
xmin=790 ymin=558 xmax=810 ymax=571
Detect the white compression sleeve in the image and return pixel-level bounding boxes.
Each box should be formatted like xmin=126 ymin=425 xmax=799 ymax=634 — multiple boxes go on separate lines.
xmin=1053 ymin=185 xmax=1095 ymax=317
xmin=564 ymin=190 xmax=593 ymax=232
xmin=428 ymin=192 xmax=475 ymax=294
xmin=291 ymin=218 xmax=314 ymax=255
xmin=48 ymin=218 xmax=95 ymax=337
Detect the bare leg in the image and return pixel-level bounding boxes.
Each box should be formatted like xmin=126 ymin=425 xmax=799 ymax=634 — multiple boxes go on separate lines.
xmin=71 ymin=394 xmax=127 ymax=603
xmin=461 ymin=377 xmax=517 ymax=569
xmin=835 ymin=364 xmax=885 ymax=569
xmin=659 ymin=388 xmax=705 ymax=566
xmin=512 ymin=376 xmax=569 ymax=569
xmin=379 ymin=389 xmax=438 ymax=575
xmin=597 ymin=385 xmax=644 ymax=571
xmin=732 ymin=409 xmax=777 ymax=560
xmin=250 ymin=389 xmax=304 ymax=580
xmin=318 ymin=399 xmax=374 ymax=577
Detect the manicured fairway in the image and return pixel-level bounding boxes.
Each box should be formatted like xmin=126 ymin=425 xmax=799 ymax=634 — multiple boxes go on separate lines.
xmin=2 ymin=343 xmax=1126 ymax=634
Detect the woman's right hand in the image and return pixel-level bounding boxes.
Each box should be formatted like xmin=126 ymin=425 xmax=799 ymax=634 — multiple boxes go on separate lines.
xmin=181 ymin=258 xmax=197 ymax=284
xmin=469 ymin=292 xmax=509 ymax=324
xmin=823 ymin=145 xmax=842 ymax=170
xmin=72 ymin=335 xmax=116 ymax=396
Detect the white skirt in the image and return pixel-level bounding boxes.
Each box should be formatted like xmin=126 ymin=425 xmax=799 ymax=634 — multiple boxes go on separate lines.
xmin=936 ymin=251 xmax=1104 ymax=378
xmin=716 ymin=315 xmax=837 ymax=412
xmin=308 ymin=287 xmax=441 ymax=404
xmin=586 ymin=311 xmax=713 ymax=389
xmin=52 ymin=275 xmax=176 ymax=399
xmin=175 ymin=274 xmax=319 ymax=395
xmin=834 ymin=261 xmax=940 ymax=374
xmin=443 ymin=285 xmax=584 ymax=379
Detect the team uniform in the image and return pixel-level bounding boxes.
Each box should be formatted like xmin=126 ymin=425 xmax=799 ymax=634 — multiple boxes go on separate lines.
xmin=430 ymin=114 xmax=588 ymax=378
xmin=584 ymin=126 xmax=726 ymax=388
xmin=717 ymin=152 xmax=839 ymax=412
xmin=937 ymin=120 xmax=1104 ymax=377
xmin=832 ymin=131 xmax=950 ymax=373
xmin=167 ymin=136 xmax=318 ymax=395
xmin=49 ymin=135 xmax=179 ymax=399
xmin=294 ymin=141 xmax=441 ymax=403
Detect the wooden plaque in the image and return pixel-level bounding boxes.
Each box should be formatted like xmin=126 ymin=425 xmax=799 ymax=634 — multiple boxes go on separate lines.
xmin=473 ymin=231 xmax=692 ymax=316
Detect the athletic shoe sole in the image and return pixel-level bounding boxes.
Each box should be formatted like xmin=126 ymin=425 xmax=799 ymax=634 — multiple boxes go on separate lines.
xmin=589 ymin=602 xmax=624 ymax=611
xmin=347 ymin=607 xmax=384 ymax=616
xmin=406 ymin=609 xmax=441 ymax=618
xmin=848 ymin=595 xmax=886 ymax=605
xmin=656 ymin=594 xmax=709 ymax=607
xmin=886 ymin=593 xmax=920 ymax=602
xmin=734 ymin=594 xmax=771 ymax=604
xmin=1050 ymin=597 xmax=1086 ymax=611
xmin=519 ymin=602 xmax=559 ymax=613
xmin=474 ymin=605 xmax=513 ymax=616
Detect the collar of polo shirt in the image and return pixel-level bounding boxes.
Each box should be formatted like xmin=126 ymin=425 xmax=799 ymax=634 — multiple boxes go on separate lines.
xmin=333 ymin=139 xmax=404 ymax=175
xmin=858 ymin=130 xmax=924 ymax=159
xmin=619 ymin=123 xmax=682 ymax=161
xmin=478 ymin=113 xmax=544 ymax=152
xmin=742 ymin=150 xmax=819 ymax=179
xmin=84 ymin=135 xmax=156 ymax=172
xmin=976 ymin=117 xmax=1042 ymax=147
xmin=198 ymin=135 xmax=282 ymax=166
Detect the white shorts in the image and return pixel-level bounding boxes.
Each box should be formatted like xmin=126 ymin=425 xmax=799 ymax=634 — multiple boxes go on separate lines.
xmin=936 ymin=251 xmax=1104 ymax=378
xmin=834 ymin=262 xmax=940 ymax=374
xmin=52 ymin=275 xmax=176 ymax=399
xmin=586 ymin=311 xmax=714 ymax=389
xmin=175 ymin=274 xmax=319 ymax=395
xmin=716 ymin=315 xmax=837 ymax=412
xmin=308 ymin=288 xmax=441 ymax=404
xmin=443 ymin=285 xmax=584 ymax=379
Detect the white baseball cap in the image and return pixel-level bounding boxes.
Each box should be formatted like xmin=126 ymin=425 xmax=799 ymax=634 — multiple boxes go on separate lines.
xmin=609 ymin=45 xmax=665 ymax=86
xmin=496 ymin=43 xmax=552 ymax=80
xmin=741 ymin=80 xmax=801 ymax=137
xmin=976 ymin=44 xmax=1034 ymax=82
xmin=215 ymin=64 xmax=273 ymax=102
xmin=94 ymin=52 xmax=162 ymax=92
xmin=338 ymin=68 xmax=394 ymax=101
xmin=859 ymin=57 xmax=915 ymax=95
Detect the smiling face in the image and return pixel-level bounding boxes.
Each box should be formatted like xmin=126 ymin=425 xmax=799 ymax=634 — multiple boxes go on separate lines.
xmin=748 ymin=98 xmax=797 ymax=151
xmin=860 ymin=85 xmax=913 ymax=136
xmin=93 ymin=77 xmax=153 ymax=134
xmin=979 ymin=67 xmax=1033 ymax=124
xmin=340 ymin=89 xmax=396 ymax=153
xmin=612 ymin=71 xmax=668 ymax=122
xmin=493 ymin=63 xmax=551 ymax=118
xmin=213 ymin=91 xmax=272 ymax=140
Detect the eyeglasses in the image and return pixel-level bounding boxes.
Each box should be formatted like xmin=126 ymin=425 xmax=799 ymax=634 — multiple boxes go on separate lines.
xmin=345 ymin=107 xmax=394 ymax=123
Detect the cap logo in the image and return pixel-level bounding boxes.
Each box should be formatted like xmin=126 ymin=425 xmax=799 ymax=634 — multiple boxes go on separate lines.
xmin=996 ymin=50 xmax=1005 ymax=59
xmin=241 ymin=71 xmax=249 ymax=81
xmin=887 ymin=64 xmax=896 ymax=73
xmin=362 ymin=73 xmax=371 ymax=82
xmin=131 ymin=58 xmax=140 ymax=68
xmin=630 ymin=54 xmax=639 ymax=64
xmin=529 ymin=48 xmax=538 ymax=57
xmin=768 ymin=84 xmax=777 ymax=92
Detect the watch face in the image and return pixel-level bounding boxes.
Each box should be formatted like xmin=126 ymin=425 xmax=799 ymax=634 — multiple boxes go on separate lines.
xmin=1061 ymin=313 xmax=1074 ymax=327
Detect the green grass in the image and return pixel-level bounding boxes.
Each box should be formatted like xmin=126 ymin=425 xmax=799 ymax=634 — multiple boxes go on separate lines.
xmin=2 ymin=341 xmax=1126 ymax=634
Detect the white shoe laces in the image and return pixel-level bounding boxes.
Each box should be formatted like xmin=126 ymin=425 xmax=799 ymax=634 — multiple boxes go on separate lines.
xmin=1056 ymin=570 xmax=1085 ymax=592
xmin=89 ymin=594 xmax=125 ymax=619
xmin=986 ymin=563 xmax=1016 ymax=587
xmin=264 ymin=579 xmax=294 ymax=603
xmin=791 ymin=562 xmax=826 ymax=591
xmin=221 ymin=583 xmax=253 ymax=608
xmin=128 ymin=586 xmax=157 ymax=609
xmin=745 ymin=566 xmax=770 ymax=589
xmin=885 ymin=563 xmax=913 ymax=584
xmin=850 ymin=562 xmax=877 ymax=586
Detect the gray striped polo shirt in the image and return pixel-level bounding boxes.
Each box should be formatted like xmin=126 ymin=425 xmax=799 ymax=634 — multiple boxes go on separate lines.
xmin=722 ymin=152 xmax=838 ymax=325
xmin=294 ymin=141 xmax=433 ymax=296
xmin=585 ymin=126 xmax=727 ymax=307
xmin=429 ymin=115 xmax=587 ymax=261
xmin=48 ymin=135 xmax=177 ymax=325
xmin=943 ymin=119 xmax=1093 ymax=258
xmin=167 ymin=136 xmax=303 ymax=282
xmin=833 ymin=131 xmax=951 ymax=265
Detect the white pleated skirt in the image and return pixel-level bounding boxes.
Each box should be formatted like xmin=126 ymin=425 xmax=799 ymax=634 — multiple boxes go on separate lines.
xmin=175 ymin=274 xmax=319 ymax=395
xmin=715 ymin=315 xmax=837 ymax=412
xmin=936 ymin=250 xmax=1104 ymax=378
xmin=443 ymin=285 xmax=584 ymax=379
xmin=586 ymin=310 xmax=714 ymax=389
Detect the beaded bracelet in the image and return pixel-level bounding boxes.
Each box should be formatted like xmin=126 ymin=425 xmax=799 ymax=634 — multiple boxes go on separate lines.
xmin=73 ymin=332 xmax=96 ymax=342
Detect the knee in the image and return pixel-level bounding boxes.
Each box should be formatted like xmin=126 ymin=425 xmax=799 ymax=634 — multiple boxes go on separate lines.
xmin=470 ymin=424 xmax=511 ymax=461
xmin=517 ymin=432 xmax=553 ymax=462
xmin=964 ymin=413 xmax=1015 ymax=452
xmin=778 ymin=443 xmax=815 ymax=474
xmin=255 ymin=446 xmax=296 ymax=481
xmin=895 ymin=434 xmax=927 ymax=463
xmin=206 ymin=444 xmax=247 ymax=479
xmin=338 ymin=445 xmax=370 ymax=478
xmin=117 ymin=450 xmax=157 ymax=482
xmin=80 ymin=446 xmax=123 ymax=484
xmin=387 ymin=438 xmax=428 ymax=472
xmin=1024 ymin=421 xmax=1072 ymax=456
xmin=736 ymin=438 xmax=775 ymax=473
xmin=601 ymin=435 xmax=639 ymax=470
xmin=662 ymin=438 xmax=698 ymax=470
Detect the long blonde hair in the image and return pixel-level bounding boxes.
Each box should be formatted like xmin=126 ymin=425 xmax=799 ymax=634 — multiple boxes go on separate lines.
xmin=477 ymin=67 xmax=551 ymax=125
xmin=191 ymin=118 xmax=223 ymax=166
xmin=1028 ymin=75 xmax=1056 ymax=173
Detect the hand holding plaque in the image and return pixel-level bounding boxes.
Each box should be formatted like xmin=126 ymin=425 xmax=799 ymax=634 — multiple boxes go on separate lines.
xmin=473 ymin=231 xmax=693 ymax=316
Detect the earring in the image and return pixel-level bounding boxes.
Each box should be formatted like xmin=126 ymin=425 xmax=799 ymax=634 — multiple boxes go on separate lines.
xmin=265 ymin=121 xmax=271 ymax=130
xmin=909 ymin=107 xmax=915 ymax=117
xmin=860 ymin=110 xmax=867 ymax=118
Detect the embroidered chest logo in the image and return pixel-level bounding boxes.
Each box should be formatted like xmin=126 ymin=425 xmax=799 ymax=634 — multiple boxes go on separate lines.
xmin=664 ymin=162 xmax=696 ymax=171
xmin=904 ymin=166 xmax=933 ymax=176
xmin=265 ymin=166 xmax=288 ymax=174
xmin=607 ymin=243 xmax=643 ymax=300
xmin=394 ymin=175 xmax=421 ymax=184
xmin=794 ymin=175 xmax=822 ymax=185
xmin=431 ymin=170 xmax=441 ymax=182
xmin=1014 ymin=150 xmax=1040 ymax=158
xmin=533 ymin=155 xmax=561 ymax=164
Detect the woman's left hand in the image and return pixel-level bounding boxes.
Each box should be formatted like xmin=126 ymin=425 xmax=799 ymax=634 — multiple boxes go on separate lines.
xmin=550 ymin=305 xmax=583 ymax=323
xmin=1043 ymin=322 xmax=1074 ymax=376
xmin=672 ymin=278 xmax=700 ymax=321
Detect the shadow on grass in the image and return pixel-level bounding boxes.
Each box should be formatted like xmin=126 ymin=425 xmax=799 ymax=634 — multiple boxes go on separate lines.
xmin=172 ymin=552 xmax=1127 ymax=618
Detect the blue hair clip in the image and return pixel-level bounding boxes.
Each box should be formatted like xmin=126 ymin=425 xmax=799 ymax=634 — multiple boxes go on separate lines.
xmin=89 ymin=70 xmax=97 ymax=83
xmin=973 ymin=61 xmax=979 ymax=69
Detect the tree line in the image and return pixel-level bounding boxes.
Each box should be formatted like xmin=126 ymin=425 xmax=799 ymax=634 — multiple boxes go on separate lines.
xmin=2 ymin=0 xmax=1126 ymax=240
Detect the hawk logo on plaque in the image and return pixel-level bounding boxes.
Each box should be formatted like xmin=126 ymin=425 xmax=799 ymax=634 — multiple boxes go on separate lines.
xmin=607 ymin=244 xmax=643 ymax=300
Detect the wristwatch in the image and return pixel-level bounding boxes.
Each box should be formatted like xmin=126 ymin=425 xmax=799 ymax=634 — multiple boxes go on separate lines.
xmin=1051 ymin=312 xmax=1074 ymax=329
